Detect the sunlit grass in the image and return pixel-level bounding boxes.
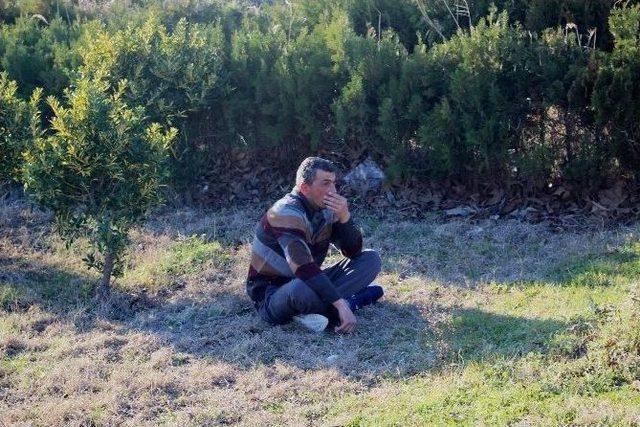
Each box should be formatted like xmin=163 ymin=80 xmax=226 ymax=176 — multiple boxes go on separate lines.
xmin=120 ymin=235 xmax=232 ymax=292
xmin=329 ymin=243 xmax=640 ymax=425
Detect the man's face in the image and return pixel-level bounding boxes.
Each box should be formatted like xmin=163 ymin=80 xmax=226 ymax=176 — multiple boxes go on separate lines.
xmin=300 ymin=170 xmax=337 ymax=209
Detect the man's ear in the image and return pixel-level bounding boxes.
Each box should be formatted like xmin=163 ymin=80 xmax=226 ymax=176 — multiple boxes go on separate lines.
xmin=298 ymin=182 xmax=310 ymax=196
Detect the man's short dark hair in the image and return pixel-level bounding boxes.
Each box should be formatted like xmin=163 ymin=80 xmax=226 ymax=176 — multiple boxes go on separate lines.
xmin=296 ymin=157 xmax=338 ymax=186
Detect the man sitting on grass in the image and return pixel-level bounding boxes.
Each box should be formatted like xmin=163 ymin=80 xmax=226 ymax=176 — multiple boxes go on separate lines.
xmin=246 ymin=157 xmax=383 ymax=333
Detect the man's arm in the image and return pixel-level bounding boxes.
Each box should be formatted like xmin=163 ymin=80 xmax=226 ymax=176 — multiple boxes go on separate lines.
xmin=325 ymin=193 xmax=362 ymax=258
xmin=332 ymin=298 xmax=357 ymax=333
xmin=324 ymin=192 xmax=363 ymax=258
xmin=276 ymin=232 xmax=341 ymax=304
xmin=330 ymin=217 xmax=363 ymax=258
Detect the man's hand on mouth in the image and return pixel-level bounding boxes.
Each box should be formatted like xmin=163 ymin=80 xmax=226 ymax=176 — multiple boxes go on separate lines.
xmin=324 ymin=192 xmax=350 ymax=223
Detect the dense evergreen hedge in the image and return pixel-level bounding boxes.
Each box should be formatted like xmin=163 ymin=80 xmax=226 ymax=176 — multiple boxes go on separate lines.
xmin=1 ymin=0 xmax=638 ymax=191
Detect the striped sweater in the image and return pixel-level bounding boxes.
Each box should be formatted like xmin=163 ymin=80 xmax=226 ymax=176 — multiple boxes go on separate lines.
xmin=246 ymin=188 xmax=363 ymax=304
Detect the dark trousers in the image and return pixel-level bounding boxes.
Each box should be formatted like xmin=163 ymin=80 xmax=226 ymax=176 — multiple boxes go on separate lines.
xmin=257 ymin=249 xmax=382 ymax=324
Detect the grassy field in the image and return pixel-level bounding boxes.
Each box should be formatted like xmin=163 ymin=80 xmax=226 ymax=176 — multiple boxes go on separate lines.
xmin=1 ymin=198 xmax=639 ymax=426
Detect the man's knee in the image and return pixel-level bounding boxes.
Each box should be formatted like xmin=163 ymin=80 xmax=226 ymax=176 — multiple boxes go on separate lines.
xmin=358 ymin=249 xmax=382 ymax=276
xmin=288 ymin=281 xmax=326 ymax=314
xmin=260 ymin=280 xmax=325 ymax=324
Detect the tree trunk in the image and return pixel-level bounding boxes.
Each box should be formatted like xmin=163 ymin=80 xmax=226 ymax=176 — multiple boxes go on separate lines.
xmin=564 ymin=108 xmax=574 ymax=163
xmin=98 ymin=251 xmax=114 ymax=300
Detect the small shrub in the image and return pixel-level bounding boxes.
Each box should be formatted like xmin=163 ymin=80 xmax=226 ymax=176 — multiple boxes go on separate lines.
xmin=0 ymin=72 xmax=40 ymax=183
xmin=22 ymin=78 xmax=176 ymax=299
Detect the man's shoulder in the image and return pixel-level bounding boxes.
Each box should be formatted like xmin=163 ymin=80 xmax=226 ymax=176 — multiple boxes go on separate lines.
xmin=263 ymin=192 xmax=310 ymax=233
xmin=258 ymin=192 xmax=343 ymax=242
xmin=269 ymin=192 xmax=306 ymax=217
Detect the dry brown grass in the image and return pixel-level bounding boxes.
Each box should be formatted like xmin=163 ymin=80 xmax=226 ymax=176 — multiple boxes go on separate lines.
xmin=1 ymin=198 xmax=639 ymax=426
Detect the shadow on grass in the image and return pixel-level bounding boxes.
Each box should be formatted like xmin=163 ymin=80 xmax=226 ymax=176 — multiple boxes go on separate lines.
xmin=443 ymin=307 xmax=567 ymax=363
xmin=381 ymin=238 xmax=640 ymax=291
xmin=550 ymin=244 xmax=640 ymax=288
xmin=0 ymin=254 xmax=173 ymax=332
xmin=1 ymin=249 xmax=432 ymax=378
xmin=124 ymin=294 xmax=573 ymax=381
xmin=0 ymin=252 xmax=569 ymax=381
xmin=127 ymin=296 xmax=440 ymax=379
xmin=0 ymin=254 xmax=96 ymax=312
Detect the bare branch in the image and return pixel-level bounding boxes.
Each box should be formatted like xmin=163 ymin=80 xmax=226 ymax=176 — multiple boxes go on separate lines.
xmin=413 ymin=0 xmax=446 ymax=42
xmin=440 ymin=0 xmax=460 ymax=30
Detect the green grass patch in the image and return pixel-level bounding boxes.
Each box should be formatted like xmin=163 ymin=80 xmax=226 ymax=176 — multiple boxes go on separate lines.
xmin=553 ymin=242 xmax=640 ymax=288
xmin=0 ymin=353 xmax=30 ymax=378
xmin=0 ymin=284 xmax=24 ymax=310
xmin=328 ymin=242 xmax=640 ymax=425
xmin=0 ymin=267 xmax=95 ymax=309
xmin=122 ymin=236 xmax=231 ymax=292
xmin=484 ymin=281 xmax=628 ymax=321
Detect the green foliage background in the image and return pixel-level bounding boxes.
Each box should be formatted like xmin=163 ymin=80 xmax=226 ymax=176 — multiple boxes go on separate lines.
xmin=2 ymin=0 xmax=640 ymax=190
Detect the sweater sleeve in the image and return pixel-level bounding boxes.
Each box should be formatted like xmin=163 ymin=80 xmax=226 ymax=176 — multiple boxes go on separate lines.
xmin=330 ymin=217 xmax=363 ymax=258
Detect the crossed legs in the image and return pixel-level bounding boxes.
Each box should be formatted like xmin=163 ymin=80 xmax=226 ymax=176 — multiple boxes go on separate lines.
xmin=258 ymin=249 xmax=382 ymax=324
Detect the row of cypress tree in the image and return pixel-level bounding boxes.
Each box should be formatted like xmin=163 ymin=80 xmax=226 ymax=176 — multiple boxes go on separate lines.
xmin=2 ymin=0 xmax=639 ymax=190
